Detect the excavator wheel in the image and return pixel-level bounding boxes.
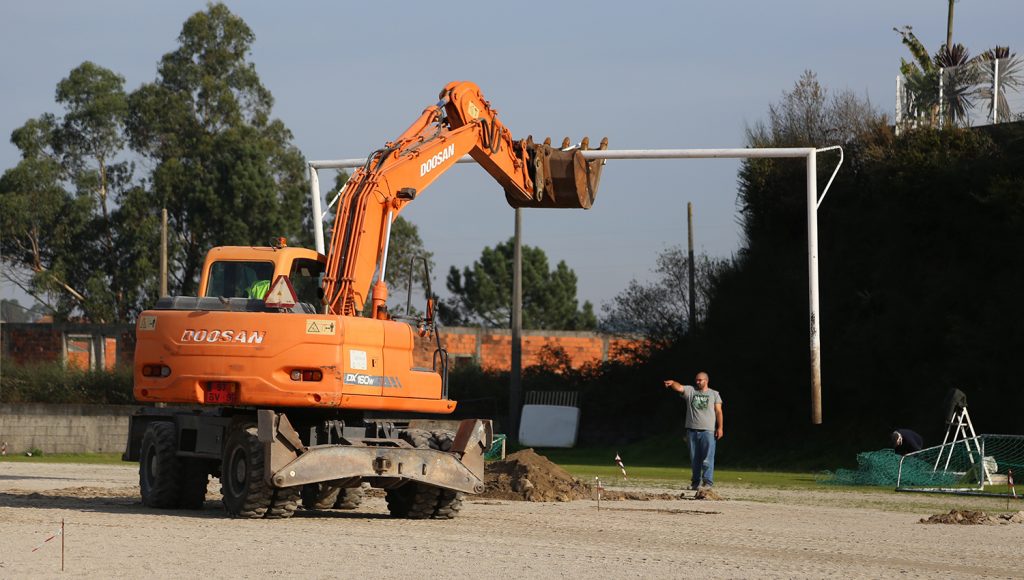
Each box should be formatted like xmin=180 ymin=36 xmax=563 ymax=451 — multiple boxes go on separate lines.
xmin=432 ymin=488 xmax=464 ymax=519
xmin=220 ymin=424 xmax=273 ymax=518
xmin=139 ymin=421 xmax=183 ymax=508
xmin=301 ymin=482 xmax=341 ymax=510
xmin=264 ymin=486 xmax=301 ymax=519
xmin=428 ymin=431 xmax=464 ymax=519
xmin=385 ymin=481 xmax=440 ymax=519
xmin=177 ymin=458 xmax=212 ymax=510
xmin=385 ymin=430 xmax=442 ymax=519
xmin=332 ymin=485 xmax=365 ymax=510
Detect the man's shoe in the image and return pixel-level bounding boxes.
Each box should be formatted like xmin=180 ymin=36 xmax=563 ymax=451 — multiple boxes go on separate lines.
xmin=688 ymin=483 xmax=700 ymax=491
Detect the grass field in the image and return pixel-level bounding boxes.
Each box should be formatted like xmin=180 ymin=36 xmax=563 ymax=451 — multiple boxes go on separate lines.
xmin=0 ymin=452 xmax=125 ymax=464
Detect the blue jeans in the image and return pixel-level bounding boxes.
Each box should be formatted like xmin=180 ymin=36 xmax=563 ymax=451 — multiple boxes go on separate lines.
xmin=688 ymin=429 xmax=716 ymax=487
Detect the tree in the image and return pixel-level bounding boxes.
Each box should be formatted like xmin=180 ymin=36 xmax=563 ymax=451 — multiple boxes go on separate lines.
xmin=0 ymin=62 xmax=157 ymax=322
xmin=742 ymin=71 xmax=882 ymax=249
xmin=440 ymin=238 xmax=596 ymax=330
xmin=600 ymin=246 xmax=725 ymax=343
xmin=747 ymin=70 xmax=879 ymax=148
xmin=126 ymin=3 xmax=308 ymax=295
xmin=0 ymin=116 xmax=91 ymax=319
xmin=1 ymin=299 xmax=40 ymax=323
xmin=895 ymin=24 xmax=1020 ymax=127
xmin=975 ymin=46 xmax=1024 ymax=123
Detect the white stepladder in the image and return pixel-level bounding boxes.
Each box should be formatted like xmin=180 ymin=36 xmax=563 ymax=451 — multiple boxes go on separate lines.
xmin=934 ymin=403 xmax=994 ymax=486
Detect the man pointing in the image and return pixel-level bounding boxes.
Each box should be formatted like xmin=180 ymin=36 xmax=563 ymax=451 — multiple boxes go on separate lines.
xmin=664 ymin=372 xmax=723 ymax=490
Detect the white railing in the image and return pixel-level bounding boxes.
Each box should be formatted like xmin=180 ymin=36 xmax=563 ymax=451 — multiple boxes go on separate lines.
xmin=896 ymin=57 xmax=1024 ymax=133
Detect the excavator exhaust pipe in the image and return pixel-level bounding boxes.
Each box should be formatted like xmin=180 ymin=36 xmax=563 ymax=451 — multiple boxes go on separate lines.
xmin=506 ymin=136 xmax=607 ymax=209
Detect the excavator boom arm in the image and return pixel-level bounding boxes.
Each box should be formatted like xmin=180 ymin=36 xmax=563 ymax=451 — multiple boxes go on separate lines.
xmin=321 ymin=81 xmax=605 ymax=317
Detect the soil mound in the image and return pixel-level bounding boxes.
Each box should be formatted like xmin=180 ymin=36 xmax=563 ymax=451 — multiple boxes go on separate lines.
xmin=694 ymin=488 xmax=723 ymax=501
xmin=481 ymin=449 xmax=591 ymax=502
xmin=918 ymin=509 xmax=1024 ymax=525
xmin=479 ymin=448 xmax=693 ymax=502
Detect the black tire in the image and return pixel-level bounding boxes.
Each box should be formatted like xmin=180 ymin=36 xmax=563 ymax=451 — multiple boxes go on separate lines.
xmin=140 ymin=421 xmax=183 ymax=508
xmin=333 ymin=485 xmax=364 ymax=510
xmin=301 ymin=482 xmax=341 ymax=510
xmin=432 ymin=489 xmax=464 ymax=519
xmin=264 ymin=486 xmax=301 ymax=519
xmin=385 ymin=482 xmax=440 ymax=519
xmin=403 ymin=429 xmax=437 ymax=450
xmin=385 ymin=429 xmax=441 ymax=519
xmin=428 ymin=431 xmax=463 ymax=519
xmin=220 ymin=424 xmax=272 ymax=518
xmin=178 ymin=459 xmax=211 ymax=510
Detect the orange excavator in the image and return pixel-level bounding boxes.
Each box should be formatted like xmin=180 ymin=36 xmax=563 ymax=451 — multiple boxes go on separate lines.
xmin=123 ymin=81 xmax=605 ymax=519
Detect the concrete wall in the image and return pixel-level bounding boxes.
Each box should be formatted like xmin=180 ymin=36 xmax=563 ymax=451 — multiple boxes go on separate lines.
xmin=0 ymin=403 xmax=137 ymax=455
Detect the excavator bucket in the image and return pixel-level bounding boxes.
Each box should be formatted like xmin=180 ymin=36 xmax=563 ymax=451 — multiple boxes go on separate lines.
xmin=505 ymin=136 xmax=607 ymax=209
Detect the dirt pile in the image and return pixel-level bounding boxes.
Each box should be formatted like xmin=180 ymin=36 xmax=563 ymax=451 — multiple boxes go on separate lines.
xmin=920 ymin=509 xmax=1024 ymax=525
xmin=481 ymin=449 xmax=591 ymax=502
xmin=694 ymin=487 xmax=723 ymax=501
xmin=480 ymin=449 xmax=691 ymax=502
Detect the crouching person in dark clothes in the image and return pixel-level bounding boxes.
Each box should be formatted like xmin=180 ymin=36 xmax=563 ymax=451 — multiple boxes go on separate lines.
xmin=891 ymin=428 xmax=924 ymax=455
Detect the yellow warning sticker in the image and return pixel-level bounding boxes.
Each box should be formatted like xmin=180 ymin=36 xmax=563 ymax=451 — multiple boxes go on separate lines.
xmin=306 ymin=319 xmax=337 ymax=335
xmin=139 ymin=315 xmax=157 ymax=331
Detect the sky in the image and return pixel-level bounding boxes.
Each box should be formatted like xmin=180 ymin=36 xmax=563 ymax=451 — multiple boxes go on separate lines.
xmin=2 ymin=0 xmax=1022 ymax=313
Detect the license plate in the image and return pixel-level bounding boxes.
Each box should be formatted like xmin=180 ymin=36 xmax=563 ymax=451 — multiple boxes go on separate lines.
xmin=205 ymin=382 xmax=237 ymax=404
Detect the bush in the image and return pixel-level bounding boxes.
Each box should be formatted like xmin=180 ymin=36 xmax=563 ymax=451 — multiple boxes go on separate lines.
xmin=0 ymin=359 xmax=134 ymax=404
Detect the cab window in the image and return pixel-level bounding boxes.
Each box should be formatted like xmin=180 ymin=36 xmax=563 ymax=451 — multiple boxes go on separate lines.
xmin=205 ymin=261 xmax=275 ymax=299
xmin=290 ymin=258 xmax=325 ymax=307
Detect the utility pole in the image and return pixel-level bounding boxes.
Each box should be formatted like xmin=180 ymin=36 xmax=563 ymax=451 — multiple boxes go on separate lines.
xmin=687 ymin=202 xmax=697 ymax=333
xmin=946 ymin=0 xmax=955 ymax=51
xmin=510 ymin=208 xmax=523 ymax=442
xmin=160 ymin=209 xmax=168 ymax=297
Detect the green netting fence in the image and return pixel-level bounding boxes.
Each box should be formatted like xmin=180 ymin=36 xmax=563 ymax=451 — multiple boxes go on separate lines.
xmin=817 ymin=449 xmax=958 ymax=487
xmin=817 ymin=435 xmax=1024 ymax=489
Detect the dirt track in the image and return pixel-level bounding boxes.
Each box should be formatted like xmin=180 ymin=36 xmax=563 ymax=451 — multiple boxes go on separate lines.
xmin=2 ymin=462 xmax=1023 ymax=578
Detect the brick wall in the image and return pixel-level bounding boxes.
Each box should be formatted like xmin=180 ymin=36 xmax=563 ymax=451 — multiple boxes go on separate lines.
xmin=424 ymin=327 xmax=642 ymax=371
xmin=2 ymin=322 xmax=640 ymax=372
xmin=1 ymin=323 xmax=133 ymax=370
xmin=1 ymin=324 xmax=63 ymax=365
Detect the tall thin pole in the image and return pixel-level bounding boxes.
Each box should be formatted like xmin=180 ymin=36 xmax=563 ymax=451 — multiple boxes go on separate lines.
xmin=939 ymin=68 xmax=945 ymax=128
xmin=160 ymin=209 xmax=168 ymax=297
xmin=993 ymin=58 xmax=1000 ymax=124
xmin=510 ymin=209 xmax=523 ymax=441
xmin=687 ymin=202 xmax=697 ymax=333
xmin=946 ymin=0 xmax=955 ymax=51
xmin=807 ymin=150 xmax=822 ymax=424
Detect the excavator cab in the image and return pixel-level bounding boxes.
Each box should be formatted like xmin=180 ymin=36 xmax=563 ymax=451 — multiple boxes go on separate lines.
xmin=506 ymin=136 xmax=607 ymax=209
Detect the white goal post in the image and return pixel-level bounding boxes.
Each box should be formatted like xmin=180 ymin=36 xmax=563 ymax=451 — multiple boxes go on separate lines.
xmin=309 ymin=146 xmax=843 ymax=424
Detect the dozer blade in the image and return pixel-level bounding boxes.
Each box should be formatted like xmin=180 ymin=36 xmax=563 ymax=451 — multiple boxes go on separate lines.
xmin=506 ymin=136 xmax=607 ymax=209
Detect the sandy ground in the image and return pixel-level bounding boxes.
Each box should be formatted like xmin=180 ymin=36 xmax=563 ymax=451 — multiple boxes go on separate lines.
xmin=2 ymin=461 xmax=1023 ymax=579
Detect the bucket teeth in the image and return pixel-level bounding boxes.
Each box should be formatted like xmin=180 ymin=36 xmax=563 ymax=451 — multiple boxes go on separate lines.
xmin=505 ymin=136 xmax=607 ymax=209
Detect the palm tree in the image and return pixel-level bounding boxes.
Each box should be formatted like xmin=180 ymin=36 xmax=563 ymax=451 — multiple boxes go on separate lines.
xmin=935 ymin=44 xmax=983 ymax=127
xmin=895 ymin=26 xmax=940 ymax=127
xmin=894 ymin=26 xmax=1018 ymax=128
xmin=975 ymin=46 xmax=1024 ymax=123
